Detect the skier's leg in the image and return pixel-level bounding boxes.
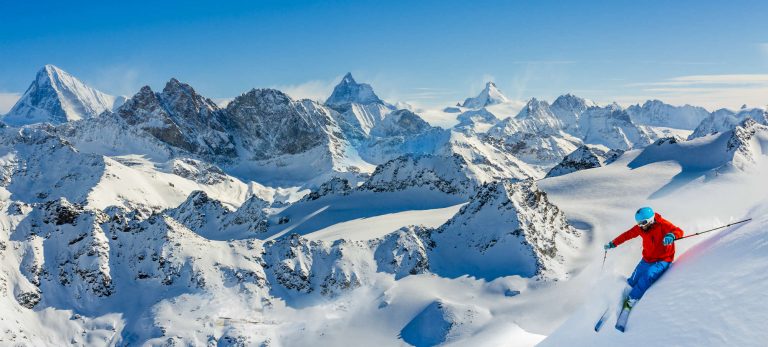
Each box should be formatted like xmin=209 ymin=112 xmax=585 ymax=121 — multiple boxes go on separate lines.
xmin=627 ymin=260 xmax=649 ymax=287
xmin=628 ymin=261 xmax=670 ymax=300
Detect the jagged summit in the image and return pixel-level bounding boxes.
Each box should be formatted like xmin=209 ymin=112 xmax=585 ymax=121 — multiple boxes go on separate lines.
xmin=688 ymin=106 xmax=768 ymax=139
xmin=115 ymin=79 xmax=235 ymax=157
xmin=516 ymin=98 xmax=551 ymax=119
xmin=626 ymin=99 xmax=710 ymax=130
xmin=461 ymin=81 xmax=510 ymax=109
xmin=341 ymin=72 xmax=355 ymax=84
xmin=427 ymin=179 xmax=583 ymax=280
xmin=3 ymin=65 xmax=125 ymax=126
xmin=551 ymin=94 xmax=594 ymax=114
xmin=325 ymin=72 xmax=384 ymax=111
xmin=550 ymin=93 xmax=594 ymax=129
xmin=545 ymin=145 xmax=623 ymax=178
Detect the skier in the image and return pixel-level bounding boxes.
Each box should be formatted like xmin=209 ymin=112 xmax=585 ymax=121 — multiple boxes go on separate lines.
xmin=604 ymin=207 xmax=684 ymax=309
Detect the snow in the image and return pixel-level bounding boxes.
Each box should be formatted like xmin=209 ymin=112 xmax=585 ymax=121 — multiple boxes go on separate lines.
xmin=306 ymin=203 xmax=464 ymax=242
xmin=262 ymin=188 xmax=465 ymax=240
xmin=2 ymin=65 xmax=768 ymax=346
xmin=399 ymin=299 xmax=493 ymax=346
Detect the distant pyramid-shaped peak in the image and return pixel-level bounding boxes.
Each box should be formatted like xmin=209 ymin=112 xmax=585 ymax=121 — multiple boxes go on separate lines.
xmin=325 ymin=72 xmax=384 ymax=111
xmin=3 ymin=65 xmax=123 ymax=126
xmin=341 ymin=72 xmax=356 ymax=84
xmin=461 ymin=81 xmax=510 ymax=109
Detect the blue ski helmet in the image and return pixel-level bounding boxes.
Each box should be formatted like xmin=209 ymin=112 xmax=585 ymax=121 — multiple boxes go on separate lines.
xmin=635 ymin=207 xmax=654 ymax=223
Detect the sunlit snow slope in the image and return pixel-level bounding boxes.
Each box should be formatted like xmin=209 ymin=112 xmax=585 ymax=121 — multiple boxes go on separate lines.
xmin=535 ymin=121 xmax=768 ymax=347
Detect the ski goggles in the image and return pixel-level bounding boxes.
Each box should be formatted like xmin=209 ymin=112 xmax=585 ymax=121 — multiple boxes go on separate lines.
xmin=637 ymin=218 xmax=654 ymax=227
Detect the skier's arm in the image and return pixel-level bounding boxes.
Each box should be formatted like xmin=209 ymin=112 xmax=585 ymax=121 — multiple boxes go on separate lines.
xmin=612 ymin=226 xmax=641 ymax=246
xmin=663 ymin=221 xmax=684 ymax=245
xmin=669 ymin=224 xmax=684 ymax=239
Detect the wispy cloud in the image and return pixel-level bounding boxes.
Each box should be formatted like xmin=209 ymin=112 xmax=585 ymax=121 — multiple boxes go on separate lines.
xmin=91 ymin=65 xmax=142 ymax=97
xmin=273 ymin=75 xmax=343 ymax=102
xmin=635 ymin=61 xmax=723 ymax=66
xmin=759 ymin=43 xmax=768 ymax=57
xmin=629 ymin=74 xmax=768 ymax=87
xmin=213 ymin=98 xmax=234 ymax=108
xmin=508 ymin=60 xmax=576 ymax=65
xmin=404 ymin=88 xmax=459 ymax=100
xmin=0 ymin=93 xmax=21 ymax=114
xmin=613 ymin=73 xmax=768 ymax=110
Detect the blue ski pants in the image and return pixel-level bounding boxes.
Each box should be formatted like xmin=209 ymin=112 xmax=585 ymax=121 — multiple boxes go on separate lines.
xmin=627 ymin=259 xmax=670 ymax=300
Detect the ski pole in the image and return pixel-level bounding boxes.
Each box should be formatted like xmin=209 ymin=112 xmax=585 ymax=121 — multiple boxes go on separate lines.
xmin=675 ymin=218 xmax=752 ymax=241
xmin=600 ymin=250 xmax=607 ymax=271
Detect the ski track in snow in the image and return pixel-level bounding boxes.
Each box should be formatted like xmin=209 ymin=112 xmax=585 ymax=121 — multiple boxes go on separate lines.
xmin=305 ymin=203 xmax=465 ymax=241
xmin=266 ymin=205 xmax=331 ymax=241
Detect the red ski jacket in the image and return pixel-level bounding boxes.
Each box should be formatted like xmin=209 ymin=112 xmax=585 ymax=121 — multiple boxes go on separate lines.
xmin=612 ymin=213 xmax=684 ymax=263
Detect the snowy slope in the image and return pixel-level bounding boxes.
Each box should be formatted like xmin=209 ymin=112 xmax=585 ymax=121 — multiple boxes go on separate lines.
xmin=533 ymin=121 xmax=768 ymax=347
xmin=426 ymin=179 xmax=584 ymax=280
xmin=540 ymin=206 xmax=768 ymax=346
xmin=3 ymin=65 xmax=124 ymax=126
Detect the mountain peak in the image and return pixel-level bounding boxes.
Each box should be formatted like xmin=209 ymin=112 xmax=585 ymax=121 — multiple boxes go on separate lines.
xmin=36 ymin=64 xmax=73 ymax=87
xmin=520 ymin=97 xmax=548 ymax=112
xmin=137 ymin=85 xmax=155 ymax=97
xmin=165 ymin=77 xmax=182 ymax=88
xmin=514 ymin=98 xmax=557 ymax=123
xmin=550 ymin=93 xmax=593 ymax=129
xmin=3 ymin=65 xmax=123 ymax=126
xmin=553 ymin=93 xmax=588 ymax=105
xmin=627 ymin=99 xmax=710 ymax=130
xmin=161 ymin=78 xmax=199 ymax=99
xmin=325 ymin=73 xmax=384 ymax=111
xmin=342 ymin=72 xmax=356 ymax=84
xmin=461 ymin=81 xmax=509 ymax=109
xmin=642 ymin=99 xmax=664 ymax=107
xmin=41 ymin=64 xmax=64 ymax=77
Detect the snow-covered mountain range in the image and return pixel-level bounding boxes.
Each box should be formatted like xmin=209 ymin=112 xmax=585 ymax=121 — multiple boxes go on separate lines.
xmin=0 ymin=65 xmax=766 ymax=346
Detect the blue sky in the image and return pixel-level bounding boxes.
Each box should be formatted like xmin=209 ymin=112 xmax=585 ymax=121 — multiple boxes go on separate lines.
xmin=2 ymin=0 xmax=768 ymax=114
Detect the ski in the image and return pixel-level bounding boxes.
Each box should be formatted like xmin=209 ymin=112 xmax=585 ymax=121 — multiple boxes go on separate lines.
xmin=615 ymin=306 xmax=631 ymax=332
xmin=594 ymin=307 xmax=610 ymax=332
